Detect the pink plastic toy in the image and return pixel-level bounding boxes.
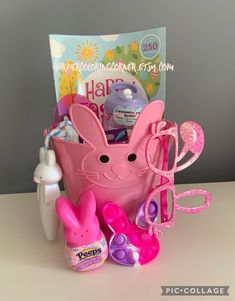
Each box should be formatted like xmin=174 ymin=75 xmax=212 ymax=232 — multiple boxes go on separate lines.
xmin=55 ymin=190 xmax=108 ymax=272
xmin=53 ymin=93 xmax=93 ymax=123
xmin=143 ymin=120 xmax=212 ymax=235
xmin=102 ymin=201 xmax=160 ymax=266
xmin=52 ymin=100 xmax=164 ymax=216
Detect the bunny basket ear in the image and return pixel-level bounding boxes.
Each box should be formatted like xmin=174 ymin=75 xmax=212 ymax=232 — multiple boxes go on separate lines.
xmin=55 ymin=196 xmax=80 ymax=229
xmin=129 ymin=100 xmax=164 ymax=145
xmin=76 ymin=190 xmax=97 ymax=225
xmin=69 ymin=104 xmax=108 ymax=148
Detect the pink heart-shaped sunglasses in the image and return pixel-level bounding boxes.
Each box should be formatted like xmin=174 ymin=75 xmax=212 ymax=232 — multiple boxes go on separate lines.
xmin=143 ymin=120 xmax=212 ymax=236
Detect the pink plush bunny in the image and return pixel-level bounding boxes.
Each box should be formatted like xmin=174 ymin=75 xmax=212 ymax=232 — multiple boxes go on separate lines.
xmin=66 ymin=100 xmax=164 ymax=215
xmin=56 ymin=190 xmax=108 ymax=272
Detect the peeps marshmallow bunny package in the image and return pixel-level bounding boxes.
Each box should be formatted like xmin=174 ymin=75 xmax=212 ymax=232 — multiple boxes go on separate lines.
xmin=33 ymin=27 xmax=212 ymax=272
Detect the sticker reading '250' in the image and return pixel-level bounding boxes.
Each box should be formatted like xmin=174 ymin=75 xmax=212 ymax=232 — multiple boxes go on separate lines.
xmin=140 ymin=34 xmax=161 ymax=59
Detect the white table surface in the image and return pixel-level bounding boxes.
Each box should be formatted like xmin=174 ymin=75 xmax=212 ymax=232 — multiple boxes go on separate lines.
xmin=0 ymin=182 xmax=234 ymax=301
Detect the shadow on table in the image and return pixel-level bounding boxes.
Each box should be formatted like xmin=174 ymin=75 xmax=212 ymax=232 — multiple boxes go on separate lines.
xmin=0 ymin=194 xmax=122 ymax=271
xmin=0 ymin=196 xmax=68 ymax=270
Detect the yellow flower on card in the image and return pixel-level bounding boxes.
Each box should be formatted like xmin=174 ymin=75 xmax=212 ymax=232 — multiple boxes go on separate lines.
xmin=106 ymin=49 xmax=114 ymax=60
xmin=146 ymin=82 xmax=154 ymax=94
xmin=130 ymin=41 xmax=139 ymax=52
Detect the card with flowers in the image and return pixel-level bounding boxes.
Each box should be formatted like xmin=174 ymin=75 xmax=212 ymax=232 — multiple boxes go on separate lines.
xmin=49 ymin=27 xmax=166 ymax=118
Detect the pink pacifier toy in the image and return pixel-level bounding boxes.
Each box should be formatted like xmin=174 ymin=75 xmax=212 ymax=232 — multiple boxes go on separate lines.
xmin=55 ymin=190 xmax=108 ymax=272
xmin=102 ymin=200 xmax=160 ymax=266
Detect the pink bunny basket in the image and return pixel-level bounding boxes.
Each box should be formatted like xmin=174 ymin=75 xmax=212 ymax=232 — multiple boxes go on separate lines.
xmin=42 ymin=98 xmax=212 ymax=269
xmin=52 ymin=100 xmax=165 ymax=215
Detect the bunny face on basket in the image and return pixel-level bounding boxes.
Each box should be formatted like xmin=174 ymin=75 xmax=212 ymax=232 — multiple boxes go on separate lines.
xmin=69 ymin=100 xmax=164 ymax=189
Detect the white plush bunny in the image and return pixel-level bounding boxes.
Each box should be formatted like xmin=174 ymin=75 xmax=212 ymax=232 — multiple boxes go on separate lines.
xmin=33 ymin=147 xmax=62 ymax=240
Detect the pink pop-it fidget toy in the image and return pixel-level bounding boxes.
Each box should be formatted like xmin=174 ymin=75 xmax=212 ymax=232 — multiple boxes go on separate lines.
xmin=102 ymin=201 xmax=160 ymax=266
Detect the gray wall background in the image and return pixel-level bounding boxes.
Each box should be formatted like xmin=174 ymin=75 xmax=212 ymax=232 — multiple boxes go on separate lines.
xmin=0 ymin=0 xmax=234 ymax=194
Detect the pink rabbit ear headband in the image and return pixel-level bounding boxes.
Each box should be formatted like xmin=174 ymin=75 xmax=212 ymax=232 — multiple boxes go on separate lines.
xmin=144 ymin=120 xmax=212 ymax=236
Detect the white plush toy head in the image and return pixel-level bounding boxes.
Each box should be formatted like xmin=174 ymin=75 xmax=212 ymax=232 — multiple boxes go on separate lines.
xmin=33 ymin=147 xmax=62 ymax=185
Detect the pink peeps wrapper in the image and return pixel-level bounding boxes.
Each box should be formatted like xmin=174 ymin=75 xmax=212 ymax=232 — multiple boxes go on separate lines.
xmin=64 ymin=233 xmax=108 ymax=272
